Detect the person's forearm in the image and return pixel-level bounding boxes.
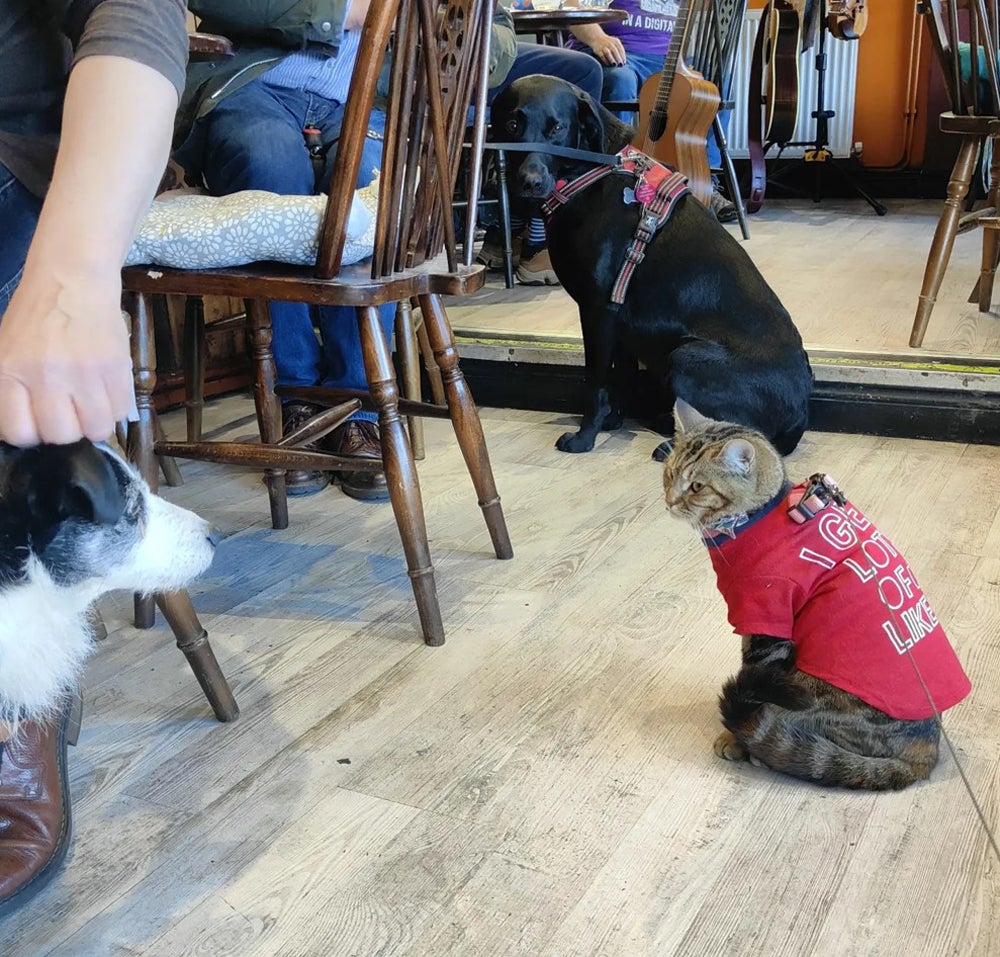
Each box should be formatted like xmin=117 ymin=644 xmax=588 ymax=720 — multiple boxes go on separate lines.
xmin=568 ymin=24 xmax=609 ymax=47
xmin=21 ymin=55 xmax=177 ymax=285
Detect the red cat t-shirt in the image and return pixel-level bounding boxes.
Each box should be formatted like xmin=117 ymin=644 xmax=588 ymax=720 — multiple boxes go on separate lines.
xmin=706 ymin=482 xmax=971 ymax=720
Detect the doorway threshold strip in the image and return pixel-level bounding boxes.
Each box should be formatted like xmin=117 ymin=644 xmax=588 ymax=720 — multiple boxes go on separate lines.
xmin=453 ymin=332 xmax=1000 ymax=393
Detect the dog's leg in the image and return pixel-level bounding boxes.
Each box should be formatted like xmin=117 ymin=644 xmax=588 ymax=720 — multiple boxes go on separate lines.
xmin=600 ymin=346 xmax=636 ymax=433
xmin=556 ymin=307 xmax=616 ymax=453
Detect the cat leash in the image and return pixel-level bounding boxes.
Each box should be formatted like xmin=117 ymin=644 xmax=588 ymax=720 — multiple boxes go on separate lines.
xmin=789 ymin=474 xmax=1000 ymax=864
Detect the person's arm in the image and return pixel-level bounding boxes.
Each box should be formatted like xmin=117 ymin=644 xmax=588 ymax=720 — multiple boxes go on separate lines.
xmin=0 ymin=55 xmax=179 ymax=446
xmin=568 ymin=24 xmax=627 ymax=66
xmin=345 ymin=0 xmax=372 ymax=30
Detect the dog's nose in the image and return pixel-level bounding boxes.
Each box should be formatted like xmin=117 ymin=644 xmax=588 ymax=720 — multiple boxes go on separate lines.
xmin=207 ymin=526 xmax=223 ymax=548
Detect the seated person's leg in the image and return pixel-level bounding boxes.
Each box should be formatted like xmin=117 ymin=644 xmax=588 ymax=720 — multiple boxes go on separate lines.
xmin=490 ymin=42 xmax=603 ymax=105
xmin=601 ymin=65 xmax=640 ymax=123
xmin=192 ymin=79 xmax=316 ymax=196
xmin=184 ymin=79 xmax=334 ymax=492
xmin=313 ymin=106 xmax=394 ymax=502
xmin=707 ymin=108 xmax=737 ymax=223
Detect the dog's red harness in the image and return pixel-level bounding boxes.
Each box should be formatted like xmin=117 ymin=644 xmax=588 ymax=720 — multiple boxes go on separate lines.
xmin=540 ymin=145 xmax=689 ymax=305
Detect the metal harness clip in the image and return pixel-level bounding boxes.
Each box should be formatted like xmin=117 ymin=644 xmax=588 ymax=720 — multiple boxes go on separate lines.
xmin=786 ymin=473 xmax=846 ymax=524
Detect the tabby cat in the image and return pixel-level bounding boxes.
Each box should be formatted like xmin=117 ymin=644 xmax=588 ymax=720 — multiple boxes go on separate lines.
xmin=661 ymin=399 xmax=971 ymax=790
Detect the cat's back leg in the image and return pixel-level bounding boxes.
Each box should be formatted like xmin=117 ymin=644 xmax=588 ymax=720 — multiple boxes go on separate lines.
xmin=721 ymin=672 xmax=941 ymax=790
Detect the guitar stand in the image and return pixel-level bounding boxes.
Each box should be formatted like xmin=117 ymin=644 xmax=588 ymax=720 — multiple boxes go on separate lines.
xmin=766 ymin=1 xmax=887 ymax=217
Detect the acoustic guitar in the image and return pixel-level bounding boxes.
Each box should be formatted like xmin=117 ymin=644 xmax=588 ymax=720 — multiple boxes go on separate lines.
xmin=762 ymin=0 xmax=802 ymax=146
xmin=746 ymin=0 xmax=803 ymax=213
xmin=634 ymin=0 xmax=719 ymax=207
xmin=826 ymin=0 xmax=868 ymax=41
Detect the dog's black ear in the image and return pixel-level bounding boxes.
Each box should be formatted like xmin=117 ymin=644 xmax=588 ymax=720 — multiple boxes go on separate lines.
xmin=13 ymin=440 xmax=125 ymax=530
xmin=575 ymin=88 xmax=605 ymax=153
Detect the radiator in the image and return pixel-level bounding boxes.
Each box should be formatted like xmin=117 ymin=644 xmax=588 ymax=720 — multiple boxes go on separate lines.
xmin=726 ymin=9 xmax=859 ymax=159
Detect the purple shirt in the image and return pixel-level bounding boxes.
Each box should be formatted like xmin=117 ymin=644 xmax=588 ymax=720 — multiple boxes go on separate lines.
xmin=568 ymin=0 xmax=677 ymax=57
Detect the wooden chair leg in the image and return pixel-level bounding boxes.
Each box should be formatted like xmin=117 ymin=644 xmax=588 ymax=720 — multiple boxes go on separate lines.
xmin=245 ymin=298 xmax=289 ymax=530
xmin=911 ymin=135 xmax=981 ymax=347
xmin=155 ymin=591 xmax=239 ymax=722
xmin=87 ymin=605 xmax=108 ymax=642
xmin=183 ymin=296 xmax=207 ymax=442
xmin=417 ymin=292 xmax=513 ymax=562
xmin=126 ymin=291 xmax=158 ymax=629
xmin=125 ymin=294 xmax=233 ymax=717
xmin=358 ymin=305 xmax=444 ymax=646
xmin=414 ymin=300 xmax=446 ymax=405
xmin=394 ymin=299 xmax=425 ymax=460
xmin=495 ymin=148 xmax=516 ymax=289
xmin=154 ymin=416 xmax=184 ymax=488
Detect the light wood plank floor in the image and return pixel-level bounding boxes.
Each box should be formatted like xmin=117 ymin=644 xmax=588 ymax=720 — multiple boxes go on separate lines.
xmin=449 ymin=198 xmax=1000 ymax=362
xmin=6 ymin=398 xmax=1000 ymax=956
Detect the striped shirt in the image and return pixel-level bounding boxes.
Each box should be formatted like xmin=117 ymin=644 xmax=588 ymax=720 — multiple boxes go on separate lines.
xmin=262 ymin=28 xmax=362 ymax=104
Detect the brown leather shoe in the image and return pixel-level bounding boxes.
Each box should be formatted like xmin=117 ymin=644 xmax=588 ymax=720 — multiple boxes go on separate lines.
xmin=0 ymin=698 xmax=79 ymax=918
xmin=281 ymin=401 xmax=332 ymax=496
xmin=325 ymin=420 xmax=389 ymax=502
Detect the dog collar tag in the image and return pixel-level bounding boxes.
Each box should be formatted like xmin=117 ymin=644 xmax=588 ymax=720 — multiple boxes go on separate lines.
xmin=622 ymin=186 xmax=637 ymax=205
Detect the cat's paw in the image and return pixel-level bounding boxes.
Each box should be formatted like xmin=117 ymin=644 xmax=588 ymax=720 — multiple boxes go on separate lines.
xmin=713 ymin=731 xmax=748 ymax=762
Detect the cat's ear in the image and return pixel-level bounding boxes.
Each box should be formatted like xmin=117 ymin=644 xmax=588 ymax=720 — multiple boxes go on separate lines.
xmin=720 ymin=438 xmax=756 ymax=476
xmin=673 ymin=398 xmax=715 ymax=434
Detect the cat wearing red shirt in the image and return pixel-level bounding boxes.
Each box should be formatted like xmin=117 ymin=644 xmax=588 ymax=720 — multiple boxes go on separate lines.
xmin=661 ymin=399 xmax=971 ymax=791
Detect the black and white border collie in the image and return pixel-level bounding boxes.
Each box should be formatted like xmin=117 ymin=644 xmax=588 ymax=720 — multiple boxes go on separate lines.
xmin=0 ymin=440 xmax=218 ymax=723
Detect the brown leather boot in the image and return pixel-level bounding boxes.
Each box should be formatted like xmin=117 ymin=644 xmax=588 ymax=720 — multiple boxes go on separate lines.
xmin=0 ymin=698 xmax=79 ymax=918
xmin=325 ymin=420 xmax=389 ymax=502
xmin=281 ymin=401 xmax=332 ymax=496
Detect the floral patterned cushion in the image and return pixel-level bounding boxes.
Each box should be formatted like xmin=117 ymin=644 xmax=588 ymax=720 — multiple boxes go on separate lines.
xmin=124 ymin=176 xmax=379 ymax=270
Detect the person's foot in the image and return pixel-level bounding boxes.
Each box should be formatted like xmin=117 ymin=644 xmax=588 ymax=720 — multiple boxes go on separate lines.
xmin=710 ymin=188 xmax=738 ymax=224
xmin=0 ymin=700 xmax=78 ymax=918
xmin=281 ymin=401 xmax=332 ymax=496
xmin=476 ymin=227 xmax=522 ymax=270
xmin=515 ymin=246 xmax=560 ymax=286
xmin=325 ymin=420 xmax=389 ymax=502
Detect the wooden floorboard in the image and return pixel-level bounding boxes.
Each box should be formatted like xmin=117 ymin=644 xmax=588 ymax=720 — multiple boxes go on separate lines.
xmin=6 ymin=397 xmax=1000 ymax=956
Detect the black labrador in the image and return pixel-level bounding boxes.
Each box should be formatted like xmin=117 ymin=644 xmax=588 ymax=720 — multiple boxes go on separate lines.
xmin=490 ymin=75 xmax=813 ymax=455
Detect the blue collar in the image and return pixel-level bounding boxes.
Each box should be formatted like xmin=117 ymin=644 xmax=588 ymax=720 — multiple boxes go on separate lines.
xmin=701 ymin=481 xmax=792 ymax=547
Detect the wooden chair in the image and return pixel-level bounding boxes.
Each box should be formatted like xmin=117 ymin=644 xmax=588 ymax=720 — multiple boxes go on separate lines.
xmin=911 ymin=0 xmax=1000 ymax=347
xmin=122 ymin=0 xmax=511 ymax=648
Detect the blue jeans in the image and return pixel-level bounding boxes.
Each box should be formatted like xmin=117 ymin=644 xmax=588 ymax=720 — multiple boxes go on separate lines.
xmin=177 ymin=78 xmax=395 ymax=423
xmin=706 ymin=108 xmax=733 ymax=173
xmin=490 ymin=42 xmax=604 ymax=104
xmin=0 ymin=164 xmax=42 ymax=316
xmin=593 ymin=50 xmax=665 ymax=122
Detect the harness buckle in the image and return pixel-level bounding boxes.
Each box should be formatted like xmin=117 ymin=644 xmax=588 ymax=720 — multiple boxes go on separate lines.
xmin=637 ymin=211 xmax=660 ymax=239
xmin=786 ymin=473 xmax=846 ymax=524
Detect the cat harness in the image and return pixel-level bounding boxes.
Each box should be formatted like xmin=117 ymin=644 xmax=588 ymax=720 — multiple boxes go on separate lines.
xmin=541 ymin=145 xmax=690 ymax=305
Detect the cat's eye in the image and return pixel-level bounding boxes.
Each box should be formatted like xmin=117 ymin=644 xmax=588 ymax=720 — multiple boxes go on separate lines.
xmin=689 ymin=481 xmax=704 ymax=493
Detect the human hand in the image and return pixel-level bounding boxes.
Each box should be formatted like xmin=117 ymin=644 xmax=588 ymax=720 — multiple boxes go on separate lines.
xmin=0 ymin=268 xmax=133 ymax=446
xmin=588 ymin=34 xmax=627 ymax=67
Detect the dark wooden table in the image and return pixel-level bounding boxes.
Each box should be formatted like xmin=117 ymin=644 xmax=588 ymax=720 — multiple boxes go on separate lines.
xmin=511 ymin=7 xmax=629 ymax=46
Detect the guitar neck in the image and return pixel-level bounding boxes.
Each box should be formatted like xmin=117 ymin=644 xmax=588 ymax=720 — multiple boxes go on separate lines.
xmin=652 ymin=0 xmax=694 ymax=114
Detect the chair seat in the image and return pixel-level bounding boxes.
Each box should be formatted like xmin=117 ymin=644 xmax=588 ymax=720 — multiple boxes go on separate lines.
xmin=123 ymin=252 xmax=486 ymax=305
xmin=939 ymin=111 xmax=1000 ymax=135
